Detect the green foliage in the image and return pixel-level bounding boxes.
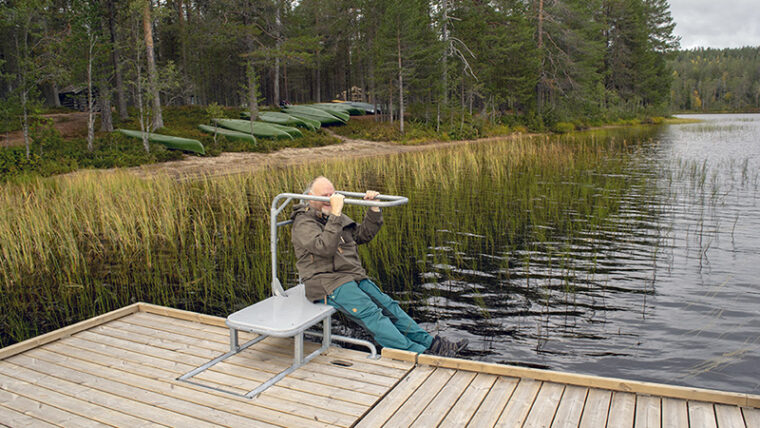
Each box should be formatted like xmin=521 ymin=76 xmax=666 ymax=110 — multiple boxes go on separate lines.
xmin=669 ymin=47 xmax=760 ymax=112
xmin=552 ymin=122 xmax=577 ymax=134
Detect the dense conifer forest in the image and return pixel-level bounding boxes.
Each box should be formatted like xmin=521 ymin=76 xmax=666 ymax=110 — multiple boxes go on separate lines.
xmin=1 ymin=0 xmax=682 ymax=134
xmin=669 ymin=47 xmax=760 ymax=112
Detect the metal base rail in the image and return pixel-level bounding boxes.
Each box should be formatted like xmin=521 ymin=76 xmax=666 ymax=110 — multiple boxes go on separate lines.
xmin=176 ymin=319 xmax=378 ymax=399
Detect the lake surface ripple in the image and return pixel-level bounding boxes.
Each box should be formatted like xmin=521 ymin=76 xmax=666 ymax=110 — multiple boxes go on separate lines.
xmin=405 ymin=114 xmax=760 ymax=394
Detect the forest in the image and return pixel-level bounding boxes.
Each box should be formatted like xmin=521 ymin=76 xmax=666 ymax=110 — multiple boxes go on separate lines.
xmin=1 ymin=0 xmax=681 ymax=140
xmin=669 ymin=47 xmax=760 ymax=112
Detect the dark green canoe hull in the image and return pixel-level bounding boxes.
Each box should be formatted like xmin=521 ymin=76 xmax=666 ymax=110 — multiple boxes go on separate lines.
xmin=213 ymin=119 xmax=293 ymax=139
xmin=117 ymin=129 xmax=205 ymax=154
xmin=198 ymin=124 xmax=256 ymax=143
xmin=283 ymin=106 xmax=345 ymax=125
xmin=243 ymin=111 xmax=319 ymax=131
xmin=314 ymin=103 xmax=365 ymax=116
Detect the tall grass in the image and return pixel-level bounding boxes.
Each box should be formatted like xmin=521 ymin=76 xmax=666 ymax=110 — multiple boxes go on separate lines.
xmin=0 ymin=131 xmax=647 ymax=346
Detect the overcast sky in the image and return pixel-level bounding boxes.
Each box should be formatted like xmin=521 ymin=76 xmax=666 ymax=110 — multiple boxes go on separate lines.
xmin=668 ymin=0 xmax=760 ymax=49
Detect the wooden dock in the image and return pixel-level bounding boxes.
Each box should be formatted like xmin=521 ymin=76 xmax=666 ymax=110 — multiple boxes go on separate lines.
xmin=1 ymin=303 xmax=758 ymax=427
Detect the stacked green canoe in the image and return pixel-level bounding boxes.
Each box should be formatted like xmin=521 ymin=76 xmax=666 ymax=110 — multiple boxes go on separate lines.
xmin=213 ymin=119 xmax=294 ymax=139
xmin=283 ymin=105 xmax=347 ymax=125
xmin=117 ymin=129 xmax=205 ymax=154
xmin=313 ymin=103 xmax=365 ymax=116
xmin=302 ymin=105 xmax=351 ymax=122
xmin=242 ymin=111 xmax=320 ymax=131
xmin=198 ymin=124 xmax=256 ymax=143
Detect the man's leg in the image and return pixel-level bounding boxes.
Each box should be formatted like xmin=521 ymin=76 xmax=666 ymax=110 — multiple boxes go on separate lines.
xmin=327 ymin=281 xmax=428 ymax=353
xmin=356 ymin=279 xmax=433 ymax=349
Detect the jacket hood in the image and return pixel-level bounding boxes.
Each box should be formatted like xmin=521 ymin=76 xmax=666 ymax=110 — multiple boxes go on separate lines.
xmin=290 ymin=202 xmax=310 ymax=220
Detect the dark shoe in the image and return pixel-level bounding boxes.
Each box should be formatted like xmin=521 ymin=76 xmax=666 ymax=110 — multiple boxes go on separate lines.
xmin=426 ymin=335 xmax=468 ymax=358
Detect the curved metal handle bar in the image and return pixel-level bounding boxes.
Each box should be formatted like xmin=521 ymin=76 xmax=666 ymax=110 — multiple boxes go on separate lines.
xmin=270 ymin=191 xmax=408 ymax=296
xmin=271 ymin=192 xmax=408 ymax=211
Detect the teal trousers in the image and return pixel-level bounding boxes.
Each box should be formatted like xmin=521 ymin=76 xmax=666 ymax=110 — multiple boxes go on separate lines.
xmin=326 ymin=279 xmax=433 ymax=354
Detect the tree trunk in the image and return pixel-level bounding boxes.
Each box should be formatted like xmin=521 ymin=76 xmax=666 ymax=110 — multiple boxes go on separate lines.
xmin=315 ymin=51 xmax=321 ymax=103
xmin=108 ymin=0 xmax=128 ymax=119
xmin=176 ymin=0 xmax=190 ymax=104
xmin=143 ymin=0 xmax=163 ymax=130
xmin=87 ymin=34 xmax=96 ymax=152
xmin=274 ymin=1 xmax=281 ymax=106
xmin=99 ymin=76 xmax=113 ymax=132
xmin=536 ymin=0 xmax=545 ymax=115
xmin=248 ymin=60 xmax=259 ymax=126
xmin=397 ymin=26 xmax=404 ymax=134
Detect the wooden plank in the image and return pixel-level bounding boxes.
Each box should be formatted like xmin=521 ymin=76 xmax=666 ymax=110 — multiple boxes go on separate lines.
xmin=579 ymin=389 xmax=612 ymax=428
xmin=384 ymin=367 xmax=456 ymax=427
xmin=522 ymin=382 xmax=565 ymax=428
xmin=0 ymin=302 xmax=140 ymax=360
xmin=0 ymin=361 xmax=161 ymax=427
xmin=8 ymin=353 xmax=224 ymax=428
xmin=41 ymin=341 xmax=337 ymax=428
xmin=409 ymin=370 xmax=477 ymax=427
xmin=607 ymin=392 xmax=636 ymax=428
xmin=137 ymin=302 xmax=227 ymax=327
xmin=61 ymin=332 xmax=388 ymax=399
xmin=0 ymin=388 xmax=96 ymax=428
xmin=494 ymin=378 xmax=543 ymax=428
xmin=131 ymin=311 xmax=414 ymax=372
xmin=714 ymin=404 xmax=746 ymax=428
xmin=742 ymin=407 xmax=760 ymax=428
xmin=467 ymin=376 xmax=519 ymax=427
xmin=408 ymin=369 xmax=476 ymax=427
xmin=688 ymin=401 xmax=718 ymax=428
xmin=355 ymin=365 xmax=435 ymax=428
xmin=635 ymin=395 xmax=661 ymax=428
xmin=89 ymin=323 xmax=399 ymax=389
xmin=119 ymin=314 xmax=412 ymax=376
xmin=80 ymin=324 xmax=370 ymax=416
xmin=25 ymin=344 xmax=349 ymax=427
xmin=438 ymin=373 xmax=497 ymax=428
xmin=662 ymin=397 xmax=688 ymax=428
xmin=551 ymin=385 xmax=588 ymax=428
xmin=381 ymin=347 xmax=417 ymax=363
xmin=0 ymin=404 xmax=58 ymax=428
xmin=415 ymin=353 xmax=760 ymax=408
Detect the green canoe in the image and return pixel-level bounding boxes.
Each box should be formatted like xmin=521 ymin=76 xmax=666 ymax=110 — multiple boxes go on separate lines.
xmin=345 ymin=101 xmax=377 ymax=114
xmin=314 ymin=103 xmax=365 ymax=116
xmin=263 ymin=122 xmax=303 ymax=139
xmin=305 ymin=105 xmax=351 ymax=121
xmin=198 ymin=124 xmax=256 ymax=143
xmin=117 ymin=129 xmax=205 ymax=154
xmin=283 ymin=106 xmax=346 ymax=125
xmin=213 ymin=119 xmax=293 ymax=139
xmin=242 ymin=111 xmax=319 ymax=131
xmin=285 ymin=105 xmax=348 ymax=125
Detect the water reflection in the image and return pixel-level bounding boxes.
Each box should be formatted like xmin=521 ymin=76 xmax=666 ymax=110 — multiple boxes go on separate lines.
xmin=394 ymin=115 xmax=760 ymax=394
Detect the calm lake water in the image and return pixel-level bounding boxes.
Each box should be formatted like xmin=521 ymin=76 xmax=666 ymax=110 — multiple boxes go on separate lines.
xmin=397 ymin=114 xmax=760 ymax=394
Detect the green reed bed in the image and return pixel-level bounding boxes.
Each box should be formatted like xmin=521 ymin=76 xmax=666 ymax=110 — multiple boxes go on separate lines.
xmin=1 ymin=133 xmax=644 ymax=347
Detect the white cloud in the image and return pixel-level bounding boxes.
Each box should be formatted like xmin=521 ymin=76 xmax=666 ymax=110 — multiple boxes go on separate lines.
xmin=668 ymin=0 xmax=760 ymax=48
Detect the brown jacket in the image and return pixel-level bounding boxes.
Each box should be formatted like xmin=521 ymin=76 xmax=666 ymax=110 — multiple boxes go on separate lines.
xmin=291 ymin=203 xmax=383 ymax=301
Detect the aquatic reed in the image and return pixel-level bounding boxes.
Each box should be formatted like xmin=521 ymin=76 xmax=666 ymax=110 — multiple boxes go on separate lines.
xmin=0 ymin=130 xmax=655 ymax=346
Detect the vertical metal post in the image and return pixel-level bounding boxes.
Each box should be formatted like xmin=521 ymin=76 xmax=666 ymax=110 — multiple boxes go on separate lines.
xmin=294 ymin=332 xmax=304 ymax=366
xmin=321 ymin=317 xmax=331 ymax=352
xmin=230 ymin=328 xmax=239 ymax=352
xmin=270 ymin=205 xmax=278 ymax=295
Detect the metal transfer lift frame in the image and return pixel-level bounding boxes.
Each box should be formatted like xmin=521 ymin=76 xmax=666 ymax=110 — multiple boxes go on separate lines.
xmin=177 ymin=191 xmax=409 ymax=398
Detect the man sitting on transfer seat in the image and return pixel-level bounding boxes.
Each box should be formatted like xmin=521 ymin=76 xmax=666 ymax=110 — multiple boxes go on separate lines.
xmin=290 ymin=176 xmax=467 ymax=357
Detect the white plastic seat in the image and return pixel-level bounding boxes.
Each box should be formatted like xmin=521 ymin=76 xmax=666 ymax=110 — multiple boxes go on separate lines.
xmin=226 ymin=284 xmax=335 ymax=337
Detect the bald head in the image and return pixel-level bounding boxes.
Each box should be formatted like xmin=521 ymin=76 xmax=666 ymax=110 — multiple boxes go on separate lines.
xmin=307 ymin=176 xmax=335 ymax=213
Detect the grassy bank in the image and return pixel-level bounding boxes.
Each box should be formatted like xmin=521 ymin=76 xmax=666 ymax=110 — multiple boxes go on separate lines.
xmin=0 ymin=106 xmax=341 ymax=181
xmin=0 ymin=130 xmax=651 ymax=347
